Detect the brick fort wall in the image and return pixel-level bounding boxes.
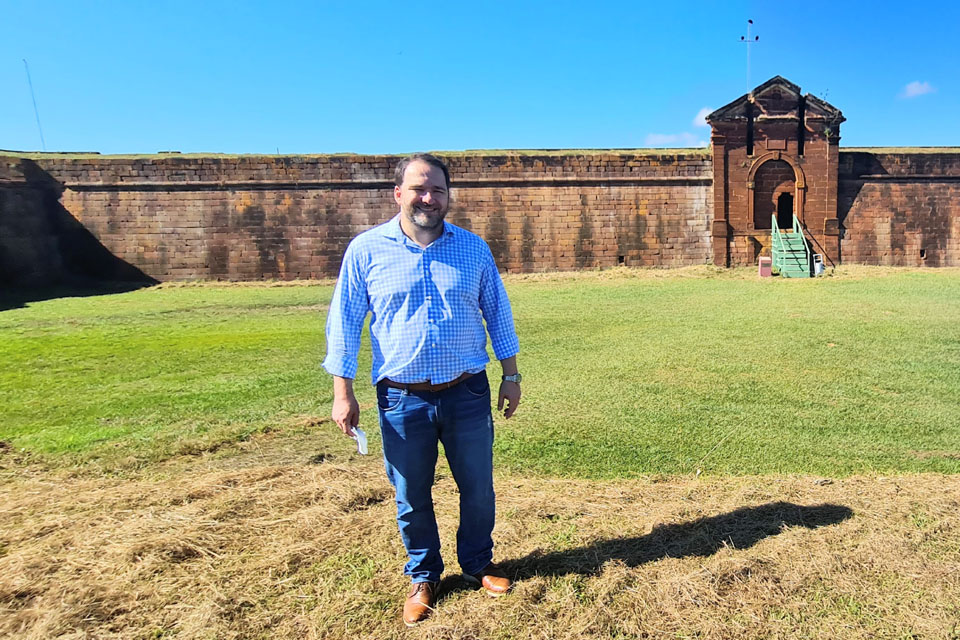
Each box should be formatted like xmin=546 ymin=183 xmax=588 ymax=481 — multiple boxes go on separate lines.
xmin=0 ymin=151 xmax=713 ymax=284
xmin=3 ymin=147 xmax=959 ymax=284
xmin=839 ymin=150 xmax=960 ymax=267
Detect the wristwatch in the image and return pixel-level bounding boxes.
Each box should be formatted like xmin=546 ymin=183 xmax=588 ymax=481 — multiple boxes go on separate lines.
xmin=502 ymin=373 xmax=522 ymax=383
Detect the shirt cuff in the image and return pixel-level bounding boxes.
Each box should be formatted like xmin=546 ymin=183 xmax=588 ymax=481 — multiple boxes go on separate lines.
xmin=491 ymin=338 xmax=520 ymax=362
xmin=322 ymin=353 xmax=358 ymax=379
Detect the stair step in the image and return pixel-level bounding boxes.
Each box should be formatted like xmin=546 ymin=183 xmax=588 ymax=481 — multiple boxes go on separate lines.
xmin=772 ymin=215 xmax=811 ymax=277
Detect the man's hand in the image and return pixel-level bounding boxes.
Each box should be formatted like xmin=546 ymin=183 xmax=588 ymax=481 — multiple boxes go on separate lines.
xmin=332 ymin=376 xmax=360 ymax=436
xmin=497 ymin=381 xmax=521 ymax=419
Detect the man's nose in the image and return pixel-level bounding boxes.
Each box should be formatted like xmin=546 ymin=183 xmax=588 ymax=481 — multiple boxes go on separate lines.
xmin=420 ymin=191 xmax=433 ymax=203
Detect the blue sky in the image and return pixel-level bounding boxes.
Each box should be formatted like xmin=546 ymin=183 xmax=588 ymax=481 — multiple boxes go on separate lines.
xmin=2 ymin=1 xmax=958 ymax=154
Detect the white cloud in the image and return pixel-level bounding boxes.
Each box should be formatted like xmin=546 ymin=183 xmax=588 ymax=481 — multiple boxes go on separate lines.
xmin=901 ymin=81 xmax=935 ymax=98
xmin=693 ymin=107 xmax=713 ymax=128
xmin=644 ymin=132 xmax=707 ymax=147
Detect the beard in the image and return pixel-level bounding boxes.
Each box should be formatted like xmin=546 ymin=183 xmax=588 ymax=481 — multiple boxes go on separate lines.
xmin=405 ymin=203 xmax=447 ymax=230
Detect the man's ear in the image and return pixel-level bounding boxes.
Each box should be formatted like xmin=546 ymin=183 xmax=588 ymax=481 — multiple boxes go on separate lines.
xmin=394 ymin=185 xmax=402 ymax=205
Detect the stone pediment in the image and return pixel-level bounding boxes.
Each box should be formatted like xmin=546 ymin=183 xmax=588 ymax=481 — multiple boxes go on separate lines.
xmin=706 ymin=76 xmax=844 ymax=125
xmin=752 ymin=76 xmax=802 ymax=117
xmin=804 ymin=93 xmax=845 ymax=124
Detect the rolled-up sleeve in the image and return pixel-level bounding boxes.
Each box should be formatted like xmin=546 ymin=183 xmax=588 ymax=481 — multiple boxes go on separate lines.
xmin=478 ymin=247 xmax=519 ymax=361
xmin=322 ymin=241 xmax=369 ymax=379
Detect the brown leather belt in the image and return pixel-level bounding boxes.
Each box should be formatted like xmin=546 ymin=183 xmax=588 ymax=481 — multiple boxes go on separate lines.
xmin=380 ymin=372 xmax=474 ymax=393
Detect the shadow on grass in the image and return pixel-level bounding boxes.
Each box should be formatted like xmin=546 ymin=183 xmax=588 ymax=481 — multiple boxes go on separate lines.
xmin=0 ymin=279 xmax=156 ymax=312
xmin=503 ymin=501 xmax=853 ymax=580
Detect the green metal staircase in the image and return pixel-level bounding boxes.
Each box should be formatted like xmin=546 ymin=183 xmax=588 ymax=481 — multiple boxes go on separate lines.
xmin=771 ymin=214 xmax=812 ymax=278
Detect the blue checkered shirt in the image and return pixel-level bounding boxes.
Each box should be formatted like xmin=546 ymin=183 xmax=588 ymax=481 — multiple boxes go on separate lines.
xmin=323 ymin=215 xmax=520 ymax=385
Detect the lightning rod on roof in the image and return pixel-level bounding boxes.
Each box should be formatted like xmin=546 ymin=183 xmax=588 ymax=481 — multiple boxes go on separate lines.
xmin=739 ymin=20 xmax=760 ymax=98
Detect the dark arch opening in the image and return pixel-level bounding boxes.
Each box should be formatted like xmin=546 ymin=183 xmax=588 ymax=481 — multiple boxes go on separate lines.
xmin=777 ymin=193 xmax=794 ymax=229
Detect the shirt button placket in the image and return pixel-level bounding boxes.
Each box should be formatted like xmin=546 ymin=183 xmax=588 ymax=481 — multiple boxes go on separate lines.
xmin=423 ymin=251 xmax=436 ymax=370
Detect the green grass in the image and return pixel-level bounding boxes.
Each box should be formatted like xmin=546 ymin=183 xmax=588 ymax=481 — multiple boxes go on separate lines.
xmin=2 ymin=268 xmax=958 ymax=476
xmin=501 ymin=269 xmax=960 ymax=477
xmin=0 ymin=285 xmax=340 ymax=465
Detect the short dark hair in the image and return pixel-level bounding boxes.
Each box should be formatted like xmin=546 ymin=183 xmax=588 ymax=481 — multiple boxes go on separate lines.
xmin=394 ymin=153 xmax=451 ymax=190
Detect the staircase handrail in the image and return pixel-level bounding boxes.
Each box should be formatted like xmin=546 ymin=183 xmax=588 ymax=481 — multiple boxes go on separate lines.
xmin=794 ymin=216 xmax=837 ymax=270
xmin=793 ymin=214 xmax=812 ymax=273
xmin=771 ymin=214 xmax=783 ymax=273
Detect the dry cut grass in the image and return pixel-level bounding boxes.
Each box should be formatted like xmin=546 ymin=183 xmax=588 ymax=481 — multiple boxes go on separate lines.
xmin=2 ymin=433 xmax=958 ymax=639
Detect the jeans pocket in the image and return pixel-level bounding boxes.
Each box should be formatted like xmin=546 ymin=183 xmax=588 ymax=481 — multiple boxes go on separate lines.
xmin=462 ymin=372 xmax=490 ymax=398
xmin=377 ymin=385 xmax=405 ymax=412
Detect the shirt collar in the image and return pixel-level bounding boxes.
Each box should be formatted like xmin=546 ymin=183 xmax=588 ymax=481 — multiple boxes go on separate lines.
xmin=383 ymin=213 xmax=455 ymax=246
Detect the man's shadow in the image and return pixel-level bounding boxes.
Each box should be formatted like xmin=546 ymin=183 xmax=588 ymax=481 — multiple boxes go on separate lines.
xmin=441 ymin=501 xmax=852 ymax=596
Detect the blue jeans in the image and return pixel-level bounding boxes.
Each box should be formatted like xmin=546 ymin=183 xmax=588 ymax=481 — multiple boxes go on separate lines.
xmin=376 ymin=371 xmax=495 ymax=583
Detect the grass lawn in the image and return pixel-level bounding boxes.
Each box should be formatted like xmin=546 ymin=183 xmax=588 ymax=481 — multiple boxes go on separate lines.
xmin=3 ymin=267 xmax=959 ymax=640
xmin=1 ymin=266 xmax=958 ymax=475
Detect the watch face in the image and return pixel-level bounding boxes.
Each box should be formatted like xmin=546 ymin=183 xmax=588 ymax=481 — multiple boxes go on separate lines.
xmin=504 ymin=373 xmax=522 ymax=383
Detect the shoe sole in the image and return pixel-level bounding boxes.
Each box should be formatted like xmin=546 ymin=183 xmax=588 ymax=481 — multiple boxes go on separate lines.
xmin=461 ymin=573 xmax=510 ymax=597
xmin=403 ymin=605 xmax=435 ymax=627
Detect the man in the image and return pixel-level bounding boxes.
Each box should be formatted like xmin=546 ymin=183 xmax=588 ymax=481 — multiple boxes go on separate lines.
xmin=323 ymin=153 xmax=522 ymax=626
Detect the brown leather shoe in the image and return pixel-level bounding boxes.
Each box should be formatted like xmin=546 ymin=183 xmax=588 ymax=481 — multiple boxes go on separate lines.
xmin=463 ymin=562 xmax=512 ymax=597
xmin=402 ymin=581 xmax=438 ymax=627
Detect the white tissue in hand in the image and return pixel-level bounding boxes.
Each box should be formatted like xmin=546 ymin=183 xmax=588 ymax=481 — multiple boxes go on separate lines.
xmin=353 ymin=428 xmax=368 ymax=455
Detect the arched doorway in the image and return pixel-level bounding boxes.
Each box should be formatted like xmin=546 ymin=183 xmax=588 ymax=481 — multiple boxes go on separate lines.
xmin=752 ymin=159 xmax=795 ymax=230
xmin=777 ymin=192 xmax=794 ymax=229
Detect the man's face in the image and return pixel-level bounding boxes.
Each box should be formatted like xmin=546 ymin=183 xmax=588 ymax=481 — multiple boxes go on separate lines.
xmin=395 ymin=160 xmax=449 ymax=231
